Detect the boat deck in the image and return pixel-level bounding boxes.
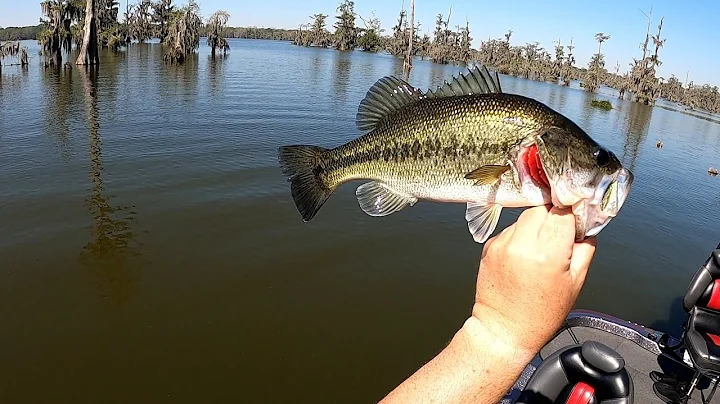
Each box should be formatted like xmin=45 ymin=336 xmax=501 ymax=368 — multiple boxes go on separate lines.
xmin=504 ymin=313 xmax=720 ymax=403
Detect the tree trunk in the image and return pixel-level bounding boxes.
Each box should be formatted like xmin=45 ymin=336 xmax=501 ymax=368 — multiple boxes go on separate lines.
xmin=76 ymin=0 xmax=99 ymax=66
xmin=211 ymin=43 xmax=216 ymax=58
xmin=50 ymin=31 xmax=62 ymax=67
xmin=404 ymin=0 xmax=414 ymax=71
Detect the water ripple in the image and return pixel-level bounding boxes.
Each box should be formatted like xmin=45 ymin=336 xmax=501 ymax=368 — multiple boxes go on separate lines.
xmin=1 ymin=38 xmax=720 ymax=403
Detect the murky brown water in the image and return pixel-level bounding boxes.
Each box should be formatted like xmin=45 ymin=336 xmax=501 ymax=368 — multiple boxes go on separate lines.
xmin=1 ymin=38 xmax=720 ymax=403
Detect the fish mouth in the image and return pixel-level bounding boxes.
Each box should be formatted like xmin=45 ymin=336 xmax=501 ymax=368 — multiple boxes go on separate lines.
xmin=577 ymin=167 xmax=634 ymax=238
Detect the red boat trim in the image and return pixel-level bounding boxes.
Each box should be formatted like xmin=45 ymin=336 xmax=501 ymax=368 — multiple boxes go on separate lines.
xmin=566 ymin=382 xmax=595 ymax=404
xmin=707 ymin=279 xmax=720 ymax=310
xmin=707 ymin=333 xmax=720 ymax=346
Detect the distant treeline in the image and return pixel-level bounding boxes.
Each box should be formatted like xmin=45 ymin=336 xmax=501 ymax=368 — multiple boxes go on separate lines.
xmin=283 ymin=2 xmax=719 ymax=114
xmin=203 ymin=26 xmax=296 ymax=41
xmin=0 ymin=23 xmax=295 ymax=42
xmin=0 ymin=25 xmax=294 ymax=42
xmin=3 ymin=0 xmax=718 ymax=113
xmin=0 ymin=25 xmax=43 ymax=41
xmin=197 ymin=23 xmax=719 ymax=113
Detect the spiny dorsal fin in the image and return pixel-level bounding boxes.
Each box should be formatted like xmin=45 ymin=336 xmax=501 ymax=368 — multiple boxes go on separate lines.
xmin=355 ymin=65 xmax=502 ymax=133
xmin=356 ymin=76 xmax=425 ymax=133
xmin=426 ymin=65 xmax=503 ymax=99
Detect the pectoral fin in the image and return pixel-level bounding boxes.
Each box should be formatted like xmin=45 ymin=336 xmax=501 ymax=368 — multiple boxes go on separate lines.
xmin=465 ymin=202 xmax=503 ymax=243
xmin=356 ymin=181 xmax=418 ymax=217
xmin=464 ymin=165 xmax=510 ymax=185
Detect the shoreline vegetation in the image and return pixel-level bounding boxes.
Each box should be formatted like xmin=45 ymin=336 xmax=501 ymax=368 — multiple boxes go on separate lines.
xmin=1 ymin=0 xmax=719 ymax=113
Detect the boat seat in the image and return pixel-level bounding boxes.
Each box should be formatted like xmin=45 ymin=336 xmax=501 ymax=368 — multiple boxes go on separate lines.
xmin=516 ymin=341 xmax=633 ymax=404
xmin=659 ymin=246 xmax=720 ymax=355
xmin=658 ymin=244 xmax=720 ymax=357
xmin=686 ymin=307 xmax=720 ymax=373
xmin=658 ymin=305 xmax=720 ymax=401
xmin=683 ymin=248 xmax=720 ymax=377
xmin=683 ymin=247 xmax=720 ymax=313
xmin=654 ymin=245 xmax=720 ymax=402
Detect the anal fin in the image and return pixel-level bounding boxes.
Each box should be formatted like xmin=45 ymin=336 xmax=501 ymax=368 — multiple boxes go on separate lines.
xmin=465 ymin=202 xmax=503 ymax=243
xmin=356 ymin=181 xmax=418 ymax=217
xmin=465 ymin=165 xmax=510 ymax=185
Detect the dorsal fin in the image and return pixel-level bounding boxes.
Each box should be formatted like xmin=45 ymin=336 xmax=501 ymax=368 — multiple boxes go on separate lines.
xmin=426 ymin=65 xmax=503 ymax=99
xmin=355 ymin=65 xmax=503 ymax=133
xmin=356 ymin=76 xmax=425 ymax=133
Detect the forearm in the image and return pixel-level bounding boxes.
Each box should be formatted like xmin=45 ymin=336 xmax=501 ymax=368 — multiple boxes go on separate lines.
xmin=379 ymin=313 xmax=536 ymax=404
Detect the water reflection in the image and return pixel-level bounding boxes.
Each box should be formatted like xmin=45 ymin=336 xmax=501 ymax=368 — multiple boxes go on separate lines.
xmin=656 ymin=104 xmax=720 ymax=126
xmin=207 ymin=55 xmax=225 ymax=97
xmin=332 ymin=51 xmax=352 ymax=101
xmin=78 ymin=68 xmax=141 ymax=306
xmin=309 ymin=52 xmax=324 ymax=89
xmin=127 ymin=42 xmax=155 ymax=81
xmin=163 ymin=52 xmax=200 ymax=97
xmin=622 ymin=101 xmax=653 ymax=172
xmin=388 ymin=55 xmax=407 ymax=79
xmin=557 ymin=83 xmax=568 ymax=112
xmin=0 ymin=68 xmax=30 ymax=137
xmin=577 ymin=90 xmax=596 ymax=132
xmin=41 ymin=68 xmax=74 ymax=158
xmin=546 ymin=85 xmax=558 ymax=105
xmin=98 ymin=49 xmax=124 ymax=119
xmin=428 ymin=61 xmax=450 ymax=88
xmin=0 ymin=66 xmax=29 ymax=91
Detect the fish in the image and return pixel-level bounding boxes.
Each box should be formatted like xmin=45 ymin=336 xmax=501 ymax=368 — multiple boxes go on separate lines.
xmin=278 ymin=65 xmax=633 ymax=243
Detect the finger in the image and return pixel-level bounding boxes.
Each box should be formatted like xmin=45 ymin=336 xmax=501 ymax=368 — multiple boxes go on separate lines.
xmin=569 ymin=237 xmax=597 ymax=287
xmin=514 ymin=204 xmax=551 ymax=229
xmin=487 ymin=213 xmax=520 ymax=247
xmin=495 ymin=221 xmax=517 ymax=242
xmin=511 ymin=205 xmax=552 ymax=243
xmin=482 ymin=221 xmax=516 ymax=259
xmin=538 ymin=206 xmax=576 ymax=251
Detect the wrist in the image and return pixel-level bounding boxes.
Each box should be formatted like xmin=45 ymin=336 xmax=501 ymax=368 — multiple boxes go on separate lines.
xmin=378 ymin=312 xmax=538 ymax=404
xmin=468 ymin=303 xmax=540 ymax=361
xmin=442 ymin=315 xmax=536 ymax=401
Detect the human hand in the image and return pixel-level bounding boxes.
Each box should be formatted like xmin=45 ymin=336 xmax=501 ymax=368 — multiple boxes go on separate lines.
xmin=470 ymin=204 xmax=597 ymax=357
xmin=378 ymin=205 xmax=597 ymax=404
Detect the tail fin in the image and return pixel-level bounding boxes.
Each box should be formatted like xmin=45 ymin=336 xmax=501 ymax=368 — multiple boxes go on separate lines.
xmin=278 ymin=145 xmax=335 ymax=222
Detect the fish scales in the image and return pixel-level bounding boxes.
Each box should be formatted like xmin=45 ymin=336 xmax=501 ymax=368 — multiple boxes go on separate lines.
xmin=278 ymin=65 xmax=634 ymax=244
xmin=323 ymin=94 xmax=556 ymax=201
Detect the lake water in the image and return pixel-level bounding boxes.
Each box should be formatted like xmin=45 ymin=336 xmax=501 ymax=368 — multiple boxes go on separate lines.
xmin=1 ymin=38 xmax=720 ymax=403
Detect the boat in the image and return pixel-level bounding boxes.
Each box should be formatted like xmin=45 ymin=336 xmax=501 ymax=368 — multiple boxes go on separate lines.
xmin=502 ymin=242 xmax=720 ymax=403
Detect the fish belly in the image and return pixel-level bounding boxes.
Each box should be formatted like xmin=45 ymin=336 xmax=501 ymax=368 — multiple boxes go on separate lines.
xmin=392 ymin=181 xmax=493 ymax=204
xmin=383 ymin=177 xmax=548 ymax=208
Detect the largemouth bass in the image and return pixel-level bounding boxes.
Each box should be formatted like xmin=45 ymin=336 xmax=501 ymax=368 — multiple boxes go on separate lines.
xmin=278 ymin=65 xmax=633 ymax=243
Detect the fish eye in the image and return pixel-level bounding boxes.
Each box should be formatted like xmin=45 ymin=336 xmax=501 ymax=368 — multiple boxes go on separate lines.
xmin=594 ymin=148 xmax=610 ymax=166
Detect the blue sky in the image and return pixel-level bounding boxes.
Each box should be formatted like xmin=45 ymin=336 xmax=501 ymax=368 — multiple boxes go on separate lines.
xmin=2 ymin=0 xmax=717 ymax=86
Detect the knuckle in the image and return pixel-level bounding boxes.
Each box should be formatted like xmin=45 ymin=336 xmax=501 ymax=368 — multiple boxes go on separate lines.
xmin=526 ymin=249 xmax=549 ymax=266
xmin=506 ymin=242 xmax=524 ymax=259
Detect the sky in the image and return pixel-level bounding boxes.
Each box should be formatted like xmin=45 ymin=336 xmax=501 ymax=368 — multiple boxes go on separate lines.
xmin=2 ymin=0 xmax=718 ymax=86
